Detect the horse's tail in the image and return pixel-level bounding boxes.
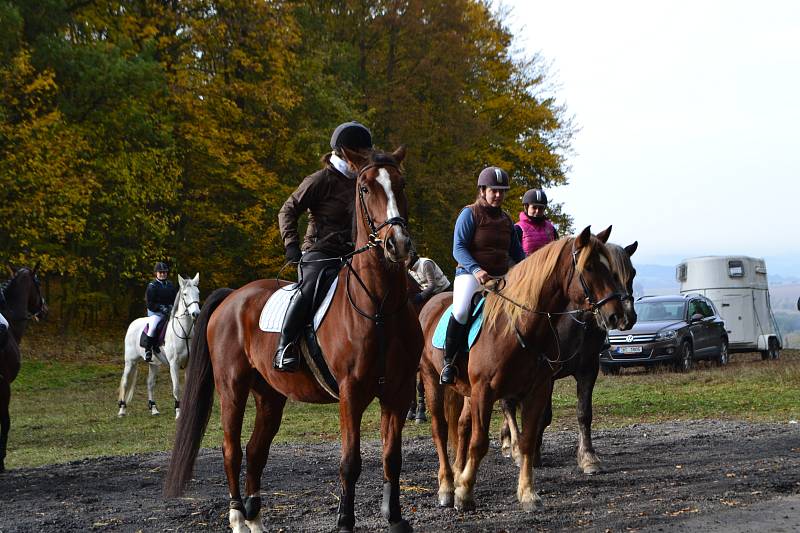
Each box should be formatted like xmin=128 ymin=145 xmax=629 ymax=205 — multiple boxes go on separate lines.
xmin=163 ymin=287 xmax=233 ymax=497
xmin=444 ymin=386 xmax=464 ymax=455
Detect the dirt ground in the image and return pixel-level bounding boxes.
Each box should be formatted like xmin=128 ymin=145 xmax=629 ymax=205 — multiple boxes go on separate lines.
xmin=1 ymin=420 xmax=798 ymax=532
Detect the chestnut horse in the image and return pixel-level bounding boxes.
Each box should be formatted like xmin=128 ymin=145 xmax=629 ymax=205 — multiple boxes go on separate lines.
xmin=418 ymin=228 xmax=626 ymax=512
xmin=499 ymin=239 xmax=639 ymax=474
xmin=164 ymin=148 xmax=423 ymax=533
xmin=0 ymin=265 xmax=47 ymax=472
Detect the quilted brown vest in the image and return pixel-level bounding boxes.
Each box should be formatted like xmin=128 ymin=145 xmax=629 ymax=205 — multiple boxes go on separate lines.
xmin=467 ymin=201 xmax=514 ymax=276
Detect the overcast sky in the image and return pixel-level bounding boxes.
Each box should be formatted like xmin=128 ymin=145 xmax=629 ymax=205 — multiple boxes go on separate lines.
xmin=498 ymin=0 xmax=799 ymax=275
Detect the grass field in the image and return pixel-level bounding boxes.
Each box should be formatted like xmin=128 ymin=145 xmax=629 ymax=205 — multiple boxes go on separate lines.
xmin=6 ymin=326 xmax=800 ymax=469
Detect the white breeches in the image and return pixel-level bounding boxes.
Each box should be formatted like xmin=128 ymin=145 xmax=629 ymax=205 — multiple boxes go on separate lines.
xmin=452 ymin=273 xmax=482 ymax=325
xmin=145 ymin=311 xmax=164 ymax=337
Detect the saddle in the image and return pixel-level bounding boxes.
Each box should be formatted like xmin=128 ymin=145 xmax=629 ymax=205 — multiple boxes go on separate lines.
xmin=432 ymin=293 xmax=486 ymax=352
xmin=259 ymin=265 xmax=343 ymax=399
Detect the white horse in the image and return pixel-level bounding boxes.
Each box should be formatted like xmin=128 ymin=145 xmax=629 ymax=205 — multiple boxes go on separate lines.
xmin=117 ymin=273 xmax=201 ymax=419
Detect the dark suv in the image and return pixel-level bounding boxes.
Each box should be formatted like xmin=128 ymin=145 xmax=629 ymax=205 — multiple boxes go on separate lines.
xmin=600 ymin=294 xmax=728 ymax=374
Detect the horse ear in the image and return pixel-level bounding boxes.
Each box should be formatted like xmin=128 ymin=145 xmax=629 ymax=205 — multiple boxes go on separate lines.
xmin=193 ymin=272 xmax=200 ymax=285
xmin=624 ymin=241 xmax=638 ymax=257
xmin=178 ymin=274 xmax=185 ymax=285
xmin=575 ymin=226 xmax=592 ymax=249
xmin=33 ymin=261 xmax=40 ymax=274
xmin=392 ymin=146 xmax=406 ymax=164
xmin=596 ymin=225 xmax=612 ymax=244
xmin=6 ymin=263 xmax=14 ymax=276
xmin=341 ymin=147 xmax=369 ymax=172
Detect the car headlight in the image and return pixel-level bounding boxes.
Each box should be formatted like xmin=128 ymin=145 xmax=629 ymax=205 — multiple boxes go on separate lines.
xmin=655 ymin=329 xmax=677 ymax=341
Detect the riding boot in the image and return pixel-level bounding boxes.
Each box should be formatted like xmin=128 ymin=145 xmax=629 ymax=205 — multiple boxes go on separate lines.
xmin=273 ymin=291 xmax=309 ymax=372
xmin=144 ymin=336 xmax=155 ymax=362
xmin=0 ymin=324 xmax=7 ymax=350
xmin=151 ymin=334 xmax=161 ymax=355
xmin=440 ymin=316 xmax=467 ymax=385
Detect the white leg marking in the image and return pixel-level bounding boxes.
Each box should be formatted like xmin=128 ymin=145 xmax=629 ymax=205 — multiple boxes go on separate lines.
xmin=229 ymin=509 xmax=249 ymax=533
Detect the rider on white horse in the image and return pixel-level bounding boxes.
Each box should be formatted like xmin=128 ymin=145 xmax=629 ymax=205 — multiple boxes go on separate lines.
xmin=143 ymin=262 xmax=177 ymax=362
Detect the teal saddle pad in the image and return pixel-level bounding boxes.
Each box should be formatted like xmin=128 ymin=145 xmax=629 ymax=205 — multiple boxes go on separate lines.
xmin=431 ymin=298 xmax=485 ymax=350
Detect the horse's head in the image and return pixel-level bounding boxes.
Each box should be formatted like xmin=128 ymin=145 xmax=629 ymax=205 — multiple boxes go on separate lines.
xmin=5 ymin=263 xmax=48 ymax=321
xmin=600 ymin=231 xmax=638 ymax=331
xmin=177 ymin=273 xmax=201 ymax=320
xmin=569 ymin=226 xmax=626 ymax=331
xmin=342 ymin=146 xmax=412 ymax=264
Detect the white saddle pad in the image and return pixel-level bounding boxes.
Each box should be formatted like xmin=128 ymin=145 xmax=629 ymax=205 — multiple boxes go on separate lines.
xmin=258 ymin=277 xmax=339 ymax=332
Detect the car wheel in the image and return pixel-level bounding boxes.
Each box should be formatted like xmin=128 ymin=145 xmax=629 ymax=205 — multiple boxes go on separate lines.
xmin=601 ymin=364 xmax=621 ymax=376
xmin=675 ymin=341 xmax=693 ymax=372
xmin=716 ymin=340 xmax=729 ymax=366
xmin=768 ymin=337 xmax=780 ymax=360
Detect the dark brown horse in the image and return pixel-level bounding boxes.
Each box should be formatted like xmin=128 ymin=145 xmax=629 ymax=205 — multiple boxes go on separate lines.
xmin=0 ymin=265 xmax=47 ymax=472
xmin=418 ymin=228 xmax=626 ymax=512
xmin=164 ymin=148 xmax=423 ymax=533
xmin=499 ymin=238 xmax=639 ymax=474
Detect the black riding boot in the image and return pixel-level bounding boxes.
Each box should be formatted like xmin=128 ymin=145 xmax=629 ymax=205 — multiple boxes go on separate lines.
xmin=440 ymin=316 xmax=467 ymax=385
xmin=273 ymin=291 xmax=309 ymax=372
xmin=144 ymin=336 xmax=156 ymax=362
xmin=0 ymin=324 xmax=8 ymax=350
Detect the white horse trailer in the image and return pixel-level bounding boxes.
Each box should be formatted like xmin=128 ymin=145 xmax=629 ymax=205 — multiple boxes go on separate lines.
xmin=676 ymin=256 xmax=782 ymax=359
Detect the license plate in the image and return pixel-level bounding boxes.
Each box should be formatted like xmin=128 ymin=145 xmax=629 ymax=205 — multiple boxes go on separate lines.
xmin=619 ymin=346 xmax=642 ymax=354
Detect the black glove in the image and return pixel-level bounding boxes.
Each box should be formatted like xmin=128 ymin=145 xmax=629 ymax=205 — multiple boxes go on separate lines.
xmin=159 ymin=304 xmax=171 ymax=315
xmin=285 ymin=243 xmax=302 ymax=264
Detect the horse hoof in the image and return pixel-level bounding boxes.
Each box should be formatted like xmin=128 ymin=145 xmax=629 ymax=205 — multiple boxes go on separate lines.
xmin=582 ymin=464 xmax=602 ymax=475
xmin=117 ymin=409 xmax=127 ymax=417
xmin=520 ymin=495 xmax=544 ymax=512
xmin=175 ymin=409 xmax=181 ymax=419
xmin=151 ymin=409 xmax=160 ymax=416
xmin=438 ymin=491 xmax=454 ymax=508
xmin=454 ymin=495 xmax=476 ymax=512
xmin=388 ymin=519 xmax=413 ymax=533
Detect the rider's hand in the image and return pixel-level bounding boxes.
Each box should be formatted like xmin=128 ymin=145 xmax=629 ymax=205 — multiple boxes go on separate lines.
xmin=474 ymin=269 xmax=491 ymax=285
xmin=285 ymin=243 xmax=302 ymax=264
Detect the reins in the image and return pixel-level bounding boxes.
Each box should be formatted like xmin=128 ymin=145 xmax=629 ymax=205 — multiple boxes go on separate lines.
xmin=171 ymin=294 xmax=200 ymax=355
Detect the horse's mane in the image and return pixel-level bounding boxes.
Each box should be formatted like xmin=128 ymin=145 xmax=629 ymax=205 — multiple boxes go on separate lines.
xmin=169 ymin=283 xmax=181 ymax=322
xmin=483 ymin=235 xmax=607 ymax=338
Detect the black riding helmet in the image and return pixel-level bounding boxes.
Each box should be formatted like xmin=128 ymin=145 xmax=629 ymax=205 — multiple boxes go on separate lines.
xmin=153 ymin=262 xmax=169 ymax=273
xmin=330 ymin=121 xmax=373 ymax=152
xmin=522 ymin=189 xmax=548 ymax=207
xmin=477 ymin=166 xmax=510 ymax=190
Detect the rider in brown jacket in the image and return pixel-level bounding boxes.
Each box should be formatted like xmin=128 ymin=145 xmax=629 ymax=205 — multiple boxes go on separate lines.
xmin=273 ymin=121 xmax=373 ymax=372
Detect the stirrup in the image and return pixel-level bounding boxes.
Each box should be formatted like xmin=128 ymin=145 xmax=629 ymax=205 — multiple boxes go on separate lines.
xmin=144 ymin=349 xmax=153 ymax=362
xmin=439 ymin=363 xmax=458 ymax=385
xmin=273 ymin=342 xmax=299 ymax=372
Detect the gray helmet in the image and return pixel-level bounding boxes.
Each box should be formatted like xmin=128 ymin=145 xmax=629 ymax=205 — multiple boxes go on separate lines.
xmin=477 ymin=166 xmax=510 ymax=190
xmin=330 ymin=121 xmax=373 ymax=151
xmin=522 ymin=189 xmax=548 ymax=207
xmin=153 ymin=262 xmax=169 ymax=273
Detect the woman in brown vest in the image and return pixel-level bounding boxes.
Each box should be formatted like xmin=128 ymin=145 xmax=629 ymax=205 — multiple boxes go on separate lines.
xmin=441 ymin=166 xmax=525 ymax=384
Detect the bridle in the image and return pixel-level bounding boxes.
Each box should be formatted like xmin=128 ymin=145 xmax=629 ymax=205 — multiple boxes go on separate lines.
xmin=0 ymin=269 xmax=46 ymax=323
xmin=486 ymin=241 xmax=624 ymax=367
xmin=356 ymin=162 xmax=408 ymax=248
xmin=171 ymin=289 xmax=200 ymax=354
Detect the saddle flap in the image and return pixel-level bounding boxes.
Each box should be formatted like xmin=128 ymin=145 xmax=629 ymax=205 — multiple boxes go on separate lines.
xmin=431 ymin=297 xmax=485 ymax=351
xmin=258 ymin=277 xmax=339 ymax=333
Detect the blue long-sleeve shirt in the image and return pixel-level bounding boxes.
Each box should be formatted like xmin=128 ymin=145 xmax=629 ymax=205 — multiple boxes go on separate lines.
xmin=453 ymin=206 xmax=525 ymax=276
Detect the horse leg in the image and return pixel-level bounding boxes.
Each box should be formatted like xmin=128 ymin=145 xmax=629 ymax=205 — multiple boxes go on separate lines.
xmin=500 ymin=399 xmax=522 ymax=466
xmin=242 ymin=377 xmax=286 ymax=533
xmin=117 ymin=360 xmax=137 ymax=417
xmin=576 ymin=365 xmax=602 ymax=474
xmin=516 ymin=380 xmax=553 ymax=512
xmin=379 ymin=394 xmax=413 ymax=533
xmin=146 ymin=364 xmax=160 ymax=416
xmin=453 ymin=397 xmax=471 ymax=478
xmin=0 ymin=381 xmax=10 ymax=472
xmin=336 ymin=387 xmax=367 ymax=533
xmin=218 ymin=375 xmax=251 ymax=533
xmin=533 ymin=390 xmax=553 ymax=467
xmin=168 ymin=359 xmax=182 ymax=419
xmin=454 ymin=388 xmax=493 ymax=512
xmin=422 ymin=364 xmax=454 ymax=507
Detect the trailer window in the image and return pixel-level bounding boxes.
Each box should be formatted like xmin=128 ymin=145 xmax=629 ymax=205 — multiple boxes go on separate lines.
xmin=728 ymin=260 xmax=744 ymax=277
xmin=676 ymin=263 xmax=687 ymax=282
